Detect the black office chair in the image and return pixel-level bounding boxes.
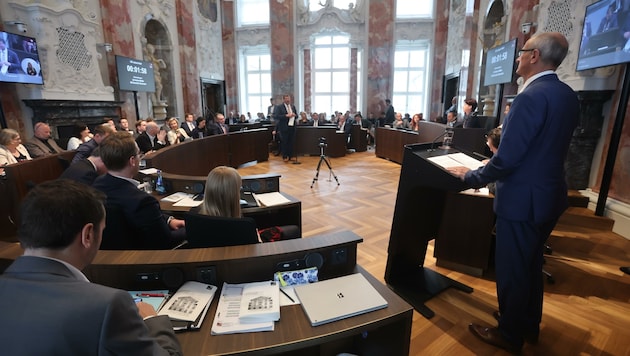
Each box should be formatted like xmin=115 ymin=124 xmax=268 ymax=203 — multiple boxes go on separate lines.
xmin=184 ymin=212 xmax=259 ymax=248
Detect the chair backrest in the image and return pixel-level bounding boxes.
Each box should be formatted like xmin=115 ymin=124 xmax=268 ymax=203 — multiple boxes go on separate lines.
xmin=184 ymin=212 xmax=259 ymax=248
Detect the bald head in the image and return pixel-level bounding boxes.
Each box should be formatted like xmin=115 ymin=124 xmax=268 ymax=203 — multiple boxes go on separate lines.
xmin=516 ymin=32 xmax=569 ymax=81
xmin=529 ymin=32 xmax=569 ymax=68
xmin=33 ymin=123 xmax=52 ymax=140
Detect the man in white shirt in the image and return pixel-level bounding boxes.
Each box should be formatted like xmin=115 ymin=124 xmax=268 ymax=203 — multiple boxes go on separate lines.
xmin=272 ymin=94 xmax=298 ymax=162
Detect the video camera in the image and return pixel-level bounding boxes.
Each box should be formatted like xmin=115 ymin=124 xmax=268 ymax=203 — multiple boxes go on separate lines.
xmin=318 ymin=137 xmax=327 ymax=147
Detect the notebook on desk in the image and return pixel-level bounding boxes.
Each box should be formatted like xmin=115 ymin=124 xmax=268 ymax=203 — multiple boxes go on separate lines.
xmin=294 ymin=273 xmax=388 ymax=326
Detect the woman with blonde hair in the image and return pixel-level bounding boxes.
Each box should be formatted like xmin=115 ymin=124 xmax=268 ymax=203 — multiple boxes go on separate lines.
xmin=165 ymin=117 xmax=190 ymax=145
xmin=0 ymin=128 xmax=32 ymax=175
xmin=199 ymin=166 xmax=300 ymax=242
xmin=200 ymin=166 xmax=243 ymax=218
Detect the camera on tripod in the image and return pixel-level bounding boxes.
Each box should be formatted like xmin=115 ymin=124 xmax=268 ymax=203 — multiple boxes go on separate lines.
xmin=318 ymin=137 xmax=327 ymax=147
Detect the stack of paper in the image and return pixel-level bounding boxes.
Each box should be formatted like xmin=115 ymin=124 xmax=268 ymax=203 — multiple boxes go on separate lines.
xmin=427 ymin=152 xmax=484 ymax=170
xmin=211 ymin=281 xmax=279 ymax=335
xmin=253 ymin=192 xmax=291 ymax=207
xmin=158 ymin=281 xmax=217 ymax=331
xmin=128 ymin=289 xmax=169 ymax=311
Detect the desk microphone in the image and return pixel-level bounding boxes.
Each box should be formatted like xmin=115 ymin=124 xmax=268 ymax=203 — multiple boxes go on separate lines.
xmin=429 ymin=128 xmax=452 ymax=151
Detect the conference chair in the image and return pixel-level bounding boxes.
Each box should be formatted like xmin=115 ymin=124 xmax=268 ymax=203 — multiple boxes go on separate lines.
xmin=184 ymin=212 xmax=259 ymax=248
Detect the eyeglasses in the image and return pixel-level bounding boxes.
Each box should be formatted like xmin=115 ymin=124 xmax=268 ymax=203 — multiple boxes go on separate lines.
xmin=518 ymin=48 xmax=536 ymax=57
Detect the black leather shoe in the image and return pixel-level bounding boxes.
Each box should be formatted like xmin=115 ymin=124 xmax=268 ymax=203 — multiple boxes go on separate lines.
xmin=621 ymin=266 xmax=630 ymax=275
xmin=469 ymin=323 xmax=521 ymax=354
xmin=490 ymin=312 xmax=538 ymax=345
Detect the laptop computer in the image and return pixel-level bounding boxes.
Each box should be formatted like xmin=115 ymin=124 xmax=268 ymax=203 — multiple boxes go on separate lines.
xmin=293 ymin=273 xmax=388 ymax=326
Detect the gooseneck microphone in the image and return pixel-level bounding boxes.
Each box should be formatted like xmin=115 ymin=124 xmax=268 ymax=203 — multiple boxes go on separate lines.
xmin=429 ymin=128 xmax=451 ymax=151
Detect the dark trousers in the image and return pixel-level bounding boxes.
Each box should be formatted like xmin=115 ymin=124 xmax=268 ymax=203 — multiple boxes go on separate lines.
xmin=280 ymin=126 xmax=295 ymax=159
xmin=495 ymin=216 xmax=557 ymax=347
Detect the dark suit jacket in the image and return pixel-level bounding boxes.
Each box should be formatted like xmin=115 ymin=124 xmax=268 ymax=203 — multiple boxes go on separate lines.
xmin=0 ymin=256 xmax=181 ymax=355
xmin=273 ymin=103 xmax=298 ymax=132
xmin=462 ymin=112 xmax=481 ymax=128
xmin=191 ymin=126 xmax=207 ymax=139
xmin=92 ymin=174 xmax=183 ymax=250
xmin=2 ymin=48 xmax=20 ymax=73
xmin=465 ymin=74 xmax=579 ymax=223
xmin=71 ymin=138 xmax=97 ymax=163
xmin=59 ymin=158 xmax=99 ymax=185
xmin=180 ymin=121 xmax=196 ymax=137
xmin=385 ymin=104 xmax=395 ymax=125
xmin=136 ymin=132 xmax=167 ymax=154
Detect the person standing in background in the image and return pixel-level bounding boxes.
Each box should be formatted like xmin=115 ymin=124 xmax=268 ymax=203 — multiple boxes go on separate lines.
xmin=273 ymin=94 xmax=298 ymax=162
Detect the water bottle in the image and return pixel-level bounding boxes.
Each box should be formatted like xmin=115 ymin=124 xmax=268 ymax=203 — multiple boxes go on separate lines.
xmin=155 ymin=169 xmax=166 ymax=195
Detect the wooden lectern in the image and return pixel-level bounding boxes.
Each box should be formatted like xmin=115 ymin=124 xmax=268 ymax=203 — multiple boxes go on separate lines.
xmin=385 ymin=143 xmax=475 ymax=318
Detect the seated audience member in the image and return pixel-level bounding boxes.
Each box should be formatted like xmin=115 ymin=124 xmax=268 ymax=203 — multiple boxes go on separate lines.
xmin=353 ymin=112 xmax=371 ymax=129
xmin=392 ymin=112 xmax=408 ymax=129
xmin=409 ymin=113 xmax=422 ymax=132
xmin=136 ymin=121 xmax=168 ymax=154
xmin=180 ymin=113 xmax=196 ymax=137
xmin=0 ymin=180 xmax=182 ymax=355
xmin=337 ymin=113 xmax=353 ymax=144
xmin=0 ymin=128 xmax=32 ymax=175
xmin=192 ymin=117 xmax=207 ymax=139
xmin=446 ymin=110 xmax=462 ymax=128
xmin=197 ymin=166 xmax=299 ymax=242
xmin=119 ymin=118 xmax=134 ymax=135
xmin=297 ymin=111 xmax=311 ymax=125
xmin=72 ymin=123 xmax=114 ymax=164
xmin=135 ymin=119 xmax=147 ymax=138
xmin=104 ymin=118 xmax=117 ymax=131
xmin=67 ymin=122 xmax=92 ymax=150
xmin=211 ymin=113 xmax=229 ymax=135
xmin=462 ymin=98 xmax=481 ymax=128
xmin=59 ymin=147 xmax=106 ymax=186
xmin=165 ymin=117 xmax=190 ymax=145
xmin=24 ymin=122 xmax=65 ymax=158
xmin=93 ymin=132 xmax=186 ymax=250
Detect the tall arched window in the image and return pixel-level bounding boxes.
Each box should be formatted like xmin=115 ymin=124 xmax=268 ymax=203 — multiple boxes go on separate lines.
xmin=393 ymin=41 xmax=431 ymax=116
xmin=311 ymin=34 xmax=353 ymax=114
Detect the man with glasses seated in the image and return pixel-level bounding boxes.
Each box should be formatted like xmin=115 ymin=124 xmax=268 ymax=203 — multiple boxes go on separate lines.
xmin=92 ymin=132 xmax=186 ymax=250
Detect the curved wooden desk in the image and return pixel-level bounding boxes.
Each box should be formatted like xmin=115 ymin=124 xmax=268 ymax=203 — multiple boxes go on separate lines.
xmin=0 ymin=231 xmax=413 ymax=355
xmin=142 ymin=128 xmax=269 ymax=176
xmin=376 ymin=123 xmax=488 ymax=164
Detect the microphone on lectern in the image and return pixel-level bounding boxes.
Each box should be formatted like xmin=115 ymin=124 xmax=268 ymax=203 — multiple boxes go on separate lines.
xmin=429 ymin=127 xmax=454 ymax=151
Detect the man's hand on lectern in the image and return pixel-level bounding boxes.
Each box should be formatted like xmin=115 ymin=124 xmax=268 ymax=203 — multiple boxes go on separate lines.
xmin=447 ymin=166 xmax=469 ymax=181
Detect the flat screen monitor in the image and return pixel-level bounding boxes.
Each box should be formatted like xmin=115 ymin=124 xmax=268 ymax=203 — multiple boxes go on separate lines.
xmin=483 ymin=38 xmax=518 ymax=86
xmin=577 ymin=0 xmax=630 ymax=71
xmin=115 ymin=55 xmax=156 ymax=92
xmin=0 ymin=31 xmax=44 ymax=85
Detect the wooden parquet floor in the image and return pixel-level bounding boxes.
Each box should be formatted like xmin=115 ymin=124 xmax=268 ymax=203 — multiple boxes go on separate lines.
xmin=238 ymin=151 xmax=630 ymax=356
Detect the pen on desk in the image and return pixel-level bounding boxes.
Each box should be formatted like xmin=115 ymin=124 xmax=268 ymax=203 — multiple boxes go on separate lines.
xmin=137 ymin=293 xmax=165 ymax=297
xmin=280 ymin=288 xmax=295 ymax=303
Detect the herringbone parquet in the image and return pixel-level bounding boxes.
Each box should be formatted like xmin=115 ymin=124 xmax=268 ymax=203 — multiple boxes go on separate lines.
xmin=238 ymin=150 xmax=630 ymax=356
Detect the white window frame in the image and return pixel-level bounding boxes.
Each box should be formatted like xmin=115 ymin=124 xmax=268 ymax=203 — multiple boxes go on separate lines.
xmin=238 ymin=46 xmax=272 ymax=117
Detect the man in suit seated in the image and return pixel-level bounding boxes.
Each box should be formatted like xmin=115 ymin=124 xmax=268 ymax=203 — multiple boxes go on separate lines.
xmin=59 ymin=147 xmax=107 ymax=186
xmin=208 ymin=113 xmax=229 ymax=135
xmin=0 ymin=179 xmax=182 ymax=355
xmin=24 ymin=122 xmax=65 ymax=158
xmin=180 ymin=113 xmax=197 ymax=137
xmin=93 ymin=132 xmax=186 ymax=250
xmin=72 ymin=123 xmax=115 ymax=164
xmin=136 ymin=121 xmax=168 ymax=154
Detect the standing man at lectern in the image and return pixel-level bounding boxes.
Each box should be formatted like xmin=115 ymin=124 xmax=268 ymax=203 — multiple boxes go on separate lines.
xmin=0 ymin=180 xmax=182 ymax=355
xmin=448 ymin=32 xmax=579 ymax=353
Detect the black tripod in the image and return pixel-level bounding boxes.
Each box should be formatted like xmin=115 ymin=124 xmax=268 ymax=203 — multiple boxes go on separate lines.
xmin=311 ymin=141 xmax=340 ymax=188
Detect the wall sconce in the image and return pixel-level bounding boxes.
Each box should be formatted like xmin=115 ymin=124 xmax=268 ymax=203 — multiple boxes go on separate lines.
xmin=4 ymin=21 xmax=27 ymax=33
xmin=521 ymin=22 xmax=535 ymax=35
xmin=97 ymin=43 xmax=113 ymax=52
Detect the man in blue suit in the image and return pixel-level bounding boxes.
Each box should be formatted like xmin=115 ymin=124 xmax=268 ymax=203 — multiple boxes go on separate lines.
xmin=448 ymin=32 xmax=579 ymax=353
xmin=0 ymin=180 xmax=181 ymax=355
xmin=273 ymin=94 xmax=298 ymax=161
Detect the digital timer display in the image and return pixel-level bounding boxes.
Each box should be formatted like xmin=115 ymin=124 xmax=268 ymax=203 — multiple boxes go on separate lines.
xmin=115 ymin=55 xmax=156 ymax=92
xmin=483 ymin=38 xmax=518 ymax=86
